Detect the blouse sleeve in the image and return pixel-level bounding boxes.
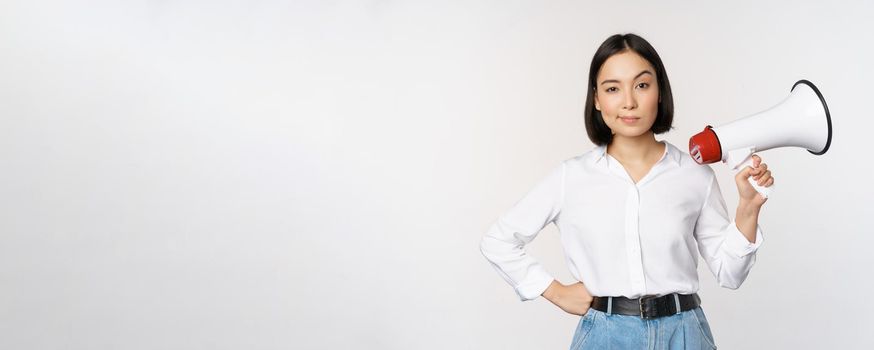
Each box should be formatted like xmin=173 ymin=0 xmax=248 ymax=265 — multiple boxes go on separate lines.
xmin=479 ymin=161 xmax=565 ymax=301
xmin=694 ymin=173 xmax=764 ymax=289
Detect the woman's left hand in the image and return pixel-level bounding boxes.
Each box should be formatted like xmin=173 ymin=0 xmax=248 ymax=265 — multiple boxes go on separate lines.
xmin=734 ymin=154 xmax=774 ymax=207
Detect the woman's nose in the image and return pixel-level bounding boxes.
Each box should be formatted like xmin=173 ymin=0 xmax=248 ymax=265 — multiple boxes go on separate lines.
xmin=622 ymin=91 xmax=637 ymax=110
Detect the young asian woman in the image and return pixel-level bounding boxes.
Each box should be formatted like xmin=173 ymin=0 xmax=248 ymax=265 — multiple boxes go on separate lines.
xmin=480 ymin=33 xmax=774 ymax=349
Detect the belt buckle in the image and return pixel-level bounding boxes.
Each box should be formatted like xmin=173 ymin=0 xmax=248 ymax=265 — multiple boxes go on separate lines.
xmin=639 ymin=295 xmax=656 ymax=319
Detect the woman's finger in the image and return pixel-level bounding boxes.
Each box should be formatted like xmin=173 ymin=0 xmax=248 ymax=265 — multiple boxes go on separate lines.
xmin=757 ymin=171 xmax=771 ymax=185
xmin=752 ymin=163 xmax=768 ymax=178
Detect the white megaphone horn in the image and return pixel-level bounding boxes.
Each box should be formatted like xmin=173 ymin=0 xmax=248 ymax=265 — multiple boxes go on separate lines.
xmin=688 ymin=80 xmax=833 ymax=199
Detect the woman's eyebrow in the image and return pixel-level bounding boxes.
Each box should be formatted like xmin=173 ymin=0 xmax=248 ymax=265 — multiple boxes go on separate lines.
xmin=600 ymin=70 xmax=654 ymax=85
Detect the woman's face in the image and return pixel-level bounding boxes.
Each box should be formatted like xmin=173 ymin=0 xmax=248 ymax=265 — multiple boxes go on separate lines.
xmin=594 ymin=50 xmax=660 ymax=139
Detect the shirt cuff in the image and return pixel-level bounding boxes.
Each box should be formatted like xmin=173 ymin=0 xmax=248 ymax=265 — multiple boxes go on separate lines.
xmin=514 ymin=267 xmax=555 ymax=301
xmin=724 ymin=220 xmax=764 ymax=258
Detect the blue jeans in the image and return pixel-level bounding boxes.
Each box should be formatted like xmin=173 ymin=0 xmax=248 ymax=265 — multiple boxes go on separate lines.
xmin=570 ymin=306 xmax=718 ymax=349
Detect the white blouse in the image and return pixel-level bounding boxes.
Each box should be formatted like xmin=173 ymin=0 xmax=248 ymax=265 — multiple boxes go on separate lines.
xmin=480 ymin=141 xmax=763 ymax=301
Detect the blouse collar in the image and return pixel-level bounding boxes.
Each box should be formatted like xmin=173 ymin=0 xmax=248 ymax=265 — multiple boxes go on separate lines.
xmin=590 ymin=140 xmax=683 ymax=166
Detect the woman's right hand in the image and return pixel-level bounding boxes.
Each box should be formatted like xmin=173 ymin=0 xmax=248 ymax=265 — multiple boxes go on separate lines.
xmin=542 ymin=280 xmax=594 ymax=316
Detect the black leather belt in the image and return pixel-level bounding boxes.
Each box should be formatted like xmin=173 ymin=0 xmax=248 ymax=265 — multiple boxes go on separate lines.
xmin=591 ymin=293 xmax=701 ymax=319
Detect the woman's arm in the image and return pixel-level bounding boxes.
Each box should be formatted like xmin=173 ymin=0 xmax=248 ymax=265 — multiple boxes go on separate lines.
xmin=733 ymin=154 xmax=774 ymax=242
xmin=693 ymin=169 xmax=765 ymax=290
xmin=480 ymin=162 xmax=566 ymax=301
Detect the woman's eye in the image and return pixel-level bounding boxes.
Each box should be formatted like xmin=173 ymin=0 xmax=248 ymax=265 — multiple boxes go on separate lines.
xmin=637 ymin=82 xmax=649 ymax=89
xmin=606 ymin=87 xmax=617 ymax=93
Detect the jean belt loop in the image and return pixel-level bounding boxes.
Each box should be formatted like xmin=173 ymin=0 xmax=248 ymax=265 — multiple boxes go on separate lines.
xmin=673 ymin=294 xmax=681 ymax=315
xmin=606 ymin=297 xmax=613 ymax=315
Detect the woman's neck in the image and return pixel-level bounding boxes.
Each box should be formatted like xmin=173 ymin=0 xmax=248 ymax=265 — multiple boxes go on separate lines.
xmin=606 ymin=132 xmax=663 ymax=164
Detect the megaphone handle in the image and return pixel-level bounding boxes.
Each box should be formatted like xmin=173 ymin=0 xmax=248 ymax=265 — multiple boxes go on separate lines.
xmin=737 ymin=157 xmax=773 ymax=199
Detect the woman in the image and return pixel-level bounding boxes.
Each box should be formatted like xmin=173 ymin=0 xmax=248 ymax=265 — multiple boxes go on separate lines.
xmin=479 ymin=33 xmax=773 ymax=349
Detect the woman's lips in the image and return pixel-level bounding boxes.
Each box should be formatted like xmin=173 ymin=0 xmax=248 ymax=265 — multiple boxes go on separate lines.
xmin=619 ymin=116 xmax=639 ymax=124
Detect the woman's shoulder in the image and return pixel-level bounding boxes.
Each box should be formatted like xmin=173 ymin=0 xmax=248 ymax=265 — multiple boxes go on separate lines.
xmin=664 ymin=141 xmax=717 ymax=179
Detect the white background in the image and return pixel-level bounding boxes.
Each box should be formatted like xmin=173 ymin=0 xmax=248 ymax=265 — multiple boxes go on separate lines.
xmin=1 ymin=0 xmax=872 ymax=349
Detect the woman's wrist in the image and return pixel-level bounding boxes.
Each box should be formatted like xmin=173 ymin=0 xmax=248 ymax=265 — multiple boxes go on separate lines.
xmin=737 ymin=199 xmax=762 ymax=218
xmin=735 ymin=200 xmax=762 ymax=242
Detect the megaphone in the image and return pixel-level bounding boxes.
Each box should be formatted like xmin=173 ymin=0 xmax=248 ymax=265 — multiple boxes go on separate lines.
xmin=688 ymin=79 xmax=832 ymax=199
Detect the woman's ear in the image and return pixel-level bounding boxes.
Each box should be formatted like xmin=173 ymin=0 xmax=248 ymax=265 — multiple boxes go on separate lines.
xmin=594 ymin=91 xmax=601 ymax=111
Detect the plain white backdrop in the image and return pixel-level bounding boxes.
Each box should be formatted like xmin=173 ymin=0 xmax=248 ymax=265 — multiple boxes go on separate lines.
xmin=1 ymin=0 xmax=872 ymax=349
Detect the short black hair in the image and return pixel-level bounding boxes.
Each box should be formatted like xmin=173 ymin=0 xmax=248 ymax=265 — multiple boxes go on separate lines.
xmin=584 ymin=33 xmax=674 ymax=146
